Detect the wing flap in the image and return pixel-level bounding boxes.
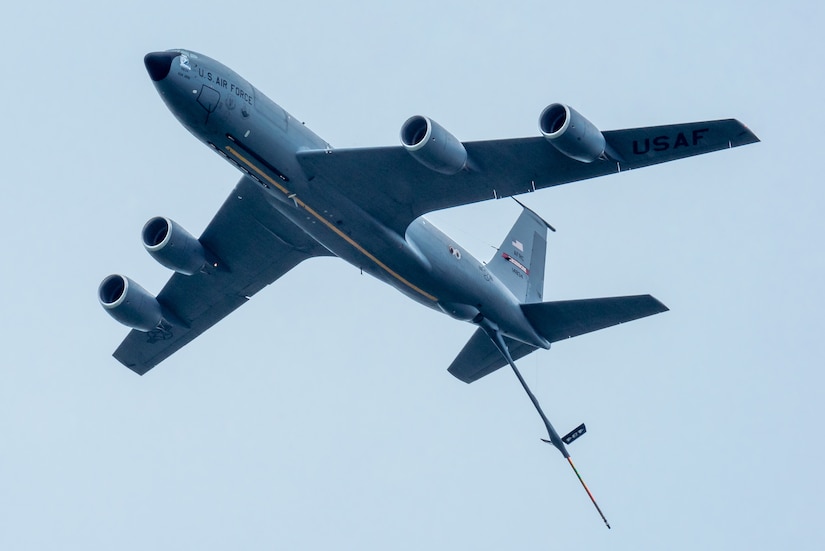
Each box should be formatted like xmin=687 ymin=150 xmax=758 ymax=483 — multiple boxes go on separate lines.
xmin=112 ymin=177 xmax=331 ymax=375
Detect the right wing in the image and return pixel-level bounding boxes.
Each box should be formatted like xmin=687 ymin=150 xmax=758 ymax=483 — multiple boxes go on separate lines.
xmin=113 ymin=176 xmax=332 ymax=375
xmin=297 ymin=119 xmax=758 ymax=236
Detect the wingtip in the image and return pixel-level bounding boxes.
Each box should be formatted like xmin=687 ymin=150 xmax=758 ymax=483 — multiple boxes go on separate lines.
xmin=646 ymin=295 xmax=670 ymax=314
xmin=732 ymin=120 xmax=760 ymax=146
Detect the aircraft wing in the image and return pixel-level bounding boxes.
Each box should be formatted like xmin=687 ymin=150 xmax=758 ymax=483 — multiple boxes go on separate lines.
xmin=112 ymin=177 xmax=331 ymax=375
xmin=297 ymin=119 xmax=758 ymax=235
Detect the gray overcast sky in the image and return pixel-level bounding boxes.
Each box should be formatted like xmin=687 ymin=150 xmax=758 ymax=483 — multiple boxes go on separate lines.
xmin=2 ymin=1 xmax=822 ymax=549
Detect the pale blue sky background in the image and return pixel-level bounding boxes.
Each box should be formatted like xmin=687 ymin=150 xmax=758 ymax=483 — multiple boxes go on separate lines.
xmin=1 ymin=1 xmax=822 ymax=549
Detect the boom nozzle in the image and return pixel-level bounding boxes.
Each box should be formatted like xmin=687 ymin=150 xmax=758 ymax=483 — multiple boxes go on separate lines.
xmin=567 ymin=456 xmax=611 ymax=530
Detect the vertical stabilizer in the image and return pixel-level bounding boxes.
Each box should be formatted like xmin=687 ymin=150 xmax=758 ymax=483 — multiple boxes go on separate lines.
xmin=487 ymin=203 xmax=552 ymax=303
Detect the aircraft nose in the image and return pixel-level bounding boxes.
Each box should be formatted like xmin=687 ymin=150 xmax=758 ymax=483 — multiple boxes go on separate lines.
xmin=144 ymin=51 xmax=178 ymax=82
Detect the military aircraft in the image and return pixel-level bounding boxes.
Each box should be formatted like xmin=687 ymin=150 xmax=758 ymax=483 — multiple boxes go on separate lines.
xmin=99 ymin=50 xmax=758 ymax=527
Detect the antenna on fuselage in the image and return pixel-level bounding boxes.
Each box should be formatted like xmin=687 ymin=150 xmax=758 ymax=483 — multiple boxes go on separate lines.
xmin=483 ymin=324 xmax=610 ymax=529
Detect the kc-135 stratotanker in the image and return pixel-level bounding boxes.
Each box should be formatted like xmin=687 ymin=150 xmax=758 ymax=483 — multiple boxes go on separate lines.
xmin=99 ymin=50 xmax=759 ymax=527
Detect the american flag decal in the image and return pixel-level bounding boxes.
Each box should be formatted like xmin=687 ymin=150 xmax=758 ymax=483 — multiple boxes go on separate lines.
xmin=512 ymin=239 xmax=524 ymax=252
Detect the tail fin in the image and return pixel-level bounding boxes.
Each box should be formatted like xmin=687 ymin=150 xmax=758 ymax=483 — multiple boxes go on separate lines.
xmin=487 ymin=203 xmax=553 ymax=303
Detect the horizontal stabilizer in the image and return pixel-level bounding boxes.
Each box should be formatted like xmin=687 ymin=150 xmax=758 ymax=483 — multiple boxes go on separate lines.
xmin=448 ymin=328 xmax=538 ymax=383
xmin=522 ymin=295 xmax=668 ymax=343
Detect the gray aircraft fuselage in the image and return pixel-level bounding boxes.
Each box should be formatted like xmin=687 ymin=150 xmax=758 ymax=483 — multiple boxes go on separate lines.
xmin=146 ymin=50 xmax=549 ymax=349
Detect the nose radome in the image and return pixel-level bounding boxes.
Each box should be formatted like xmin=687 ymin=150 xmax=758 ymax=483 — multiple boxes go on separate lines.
xmin=144 ymin=51 xmax=178 ymax=82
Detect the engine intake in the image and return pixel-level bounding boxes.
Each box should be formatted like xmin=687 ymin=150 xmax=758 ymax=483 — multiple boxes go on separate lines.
xmin=400 ymin=116 xmax=467 ymax=175
xmin=142 ymin=216 xmax=208 ymax=275
xmin=539 ymin=103 xmax=606 ymax=163
xmin=98 ymin=274 xmax=164 ymax=332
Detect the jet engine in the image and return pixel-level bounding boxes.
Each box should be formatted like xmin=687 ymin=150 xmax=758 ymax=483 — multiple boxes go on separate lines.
xmin=98 ymin=274 xmax=165 ymax=332
xmin=539 ymin=103 xmax=606 ymax=163
xmin=142 ymin=216 xmax=208 ymax=275
xmin=400 ymin=116 xmax=468 ymax=175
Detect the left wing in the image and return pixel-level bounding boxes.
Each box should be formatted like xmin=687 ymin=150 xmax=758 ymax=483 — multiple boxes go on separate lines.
xmin=113 ymin=176 xmax=332 ymax=375
xmin=297 ymin=119 xmax=758 ymax=235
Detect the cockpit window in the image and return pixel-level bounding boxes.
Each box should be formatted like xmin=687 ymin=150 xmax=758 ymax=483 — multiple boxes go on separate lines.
xmin=179 ymin=54 xmax=191 ymax=71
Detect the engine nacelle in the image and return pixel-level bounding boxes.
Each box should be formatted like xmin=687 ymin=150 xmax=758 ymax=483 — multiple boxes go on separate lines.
xmin=400 ymin=116 xmax=468 ymax=175
xmin=539 ymin=103 xmax=606 ymax=163
xmin=98 ymin=274 xmax=164 ymax=332
xmin=142 ymin=216 xmax=208 ymax=275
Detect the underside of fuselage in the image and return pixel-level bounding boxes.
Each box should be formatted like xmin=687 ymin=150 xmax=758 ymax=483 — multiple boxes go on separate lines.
xmin=145 ymin=49 xmax=549 ymax=348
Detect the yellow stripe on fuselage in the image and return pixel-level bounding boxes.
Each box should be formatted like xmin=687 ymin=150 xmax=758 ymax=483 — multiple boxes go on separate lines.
xmin=225 ymin=145 xmax=438 ymax=302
